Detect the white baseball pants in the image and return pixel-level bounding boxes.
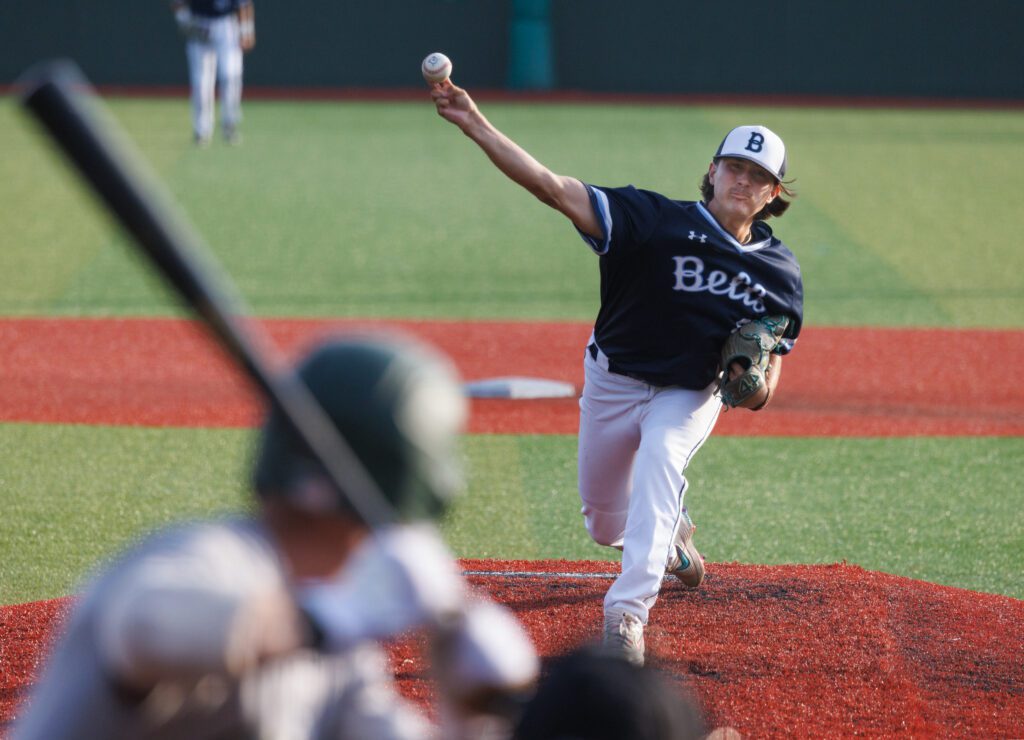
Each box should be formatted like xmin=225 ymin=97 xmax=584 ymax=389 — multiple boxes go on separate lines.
xmin=578 ymin=344 xmax=721 ymax=623
xmin=186 ymin=15 xmax=243 ymax=140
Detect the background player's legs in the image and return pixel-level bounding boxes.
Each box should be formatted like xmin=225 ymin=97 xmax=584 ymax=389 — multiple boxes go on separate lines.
xmin=604 ymin=383 xmax=721 ymax=622
xmin=577 ymin=353 xmax=644 ymax=548
xmin=212 ymin=16 xmax=243 ymax=140
xmin=186 ymin=40 xmax=217 ymax=143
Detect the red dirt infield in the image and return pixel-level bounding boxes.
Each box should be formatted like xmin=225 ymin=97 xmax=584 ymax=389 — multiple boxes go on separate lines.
xmin=2 ymin=561 xmax=1022 ymax=738
xmin=2 ymin=317 xmax=1023 ymax=435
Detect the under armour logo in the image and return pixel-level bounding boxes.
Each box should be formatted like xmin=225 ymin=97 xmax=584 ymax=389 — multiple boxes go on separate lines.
xmin=745 ymin=132 xmax=765 ymax=153
xmin=688 ymin=231 xmax=708 ymax=243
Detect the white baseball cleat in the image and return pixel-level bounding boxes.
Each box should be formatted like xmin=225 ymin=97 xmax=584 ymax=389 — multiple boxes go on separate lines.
xmin=667 ymin=507 xmax=705 ymax=589
xmin=602 ymin=610 xmax=645 ymax=666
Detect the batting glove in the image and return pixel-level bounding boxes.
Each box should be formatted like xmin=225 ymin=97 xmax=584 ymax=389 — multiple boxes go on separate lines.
xmin=298 ymin=524 xmax=466 ymax=650
xmin=431 ymin=599 xmax=539 ymax=718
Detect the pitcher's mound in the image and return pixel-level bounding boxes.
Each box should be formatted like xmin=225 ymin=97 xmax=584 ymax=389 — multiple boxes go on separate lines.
xmin=3 ymin=561 xmax=1022 ymax=738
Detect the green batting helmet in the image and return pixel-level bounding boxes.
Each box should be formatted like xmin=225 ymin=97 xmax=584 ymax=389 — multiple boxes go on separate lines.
xmin=253 ymin=334 xmax=468 ymax=521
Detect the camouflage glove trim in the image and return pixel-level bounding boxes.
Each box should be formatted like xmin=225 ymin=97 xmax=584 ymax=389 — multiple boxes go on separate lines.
xmin=718 ymin=315 xmax=789 ymax=408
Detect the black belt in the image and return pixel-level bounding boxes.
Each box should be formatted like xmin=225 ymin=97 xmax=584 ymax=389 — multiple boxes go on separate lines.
xmin=588 ymin=343 xmax=662 ymax=385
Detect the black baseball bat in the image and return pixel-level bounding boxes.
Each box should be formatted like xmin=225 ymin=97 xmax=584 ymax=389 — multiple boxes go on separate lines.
xmin=18 ymin=59 xmax=396 ymax=527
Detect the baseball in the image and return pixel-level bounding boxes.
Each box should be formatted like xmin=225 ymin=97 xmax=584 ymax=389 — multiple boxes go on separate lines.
xmin=421 ymin=52 xmax=452 ymax=84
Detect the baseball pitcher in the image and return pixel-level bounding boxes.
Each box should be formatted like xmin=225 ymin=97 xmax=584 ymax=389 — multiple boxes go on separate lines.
xmin=429 ymin=79 xmax=803 ymax=666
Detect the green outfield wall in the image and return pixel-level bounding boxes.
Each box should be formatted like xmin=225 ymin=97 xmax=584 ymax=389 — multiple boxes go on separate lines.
xmin=1 ymin=1 xmax=1022 ymax=98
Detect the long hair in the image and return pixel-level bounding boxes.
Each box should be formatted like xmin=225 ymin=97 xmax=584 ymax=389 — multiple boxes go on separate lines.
xmin=700 ymin=167 xmax=796 ymax=220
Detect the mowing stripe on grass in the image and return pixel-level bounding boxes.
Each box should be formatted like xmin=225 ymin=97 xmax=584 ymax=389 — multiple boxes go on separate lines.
xmin=2 ymin=424 xmax=1021 ymax=604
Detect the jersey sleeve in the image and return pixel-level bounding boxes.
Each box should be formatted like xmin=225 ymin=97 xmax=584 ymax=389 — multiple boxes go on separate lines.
xmin=576 ymin=185 xmax=662 ymax=256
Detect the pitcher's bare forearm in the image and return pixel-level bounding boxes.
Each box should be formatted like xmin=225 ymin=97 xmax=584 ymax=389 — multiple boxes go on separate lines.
xmin=432 ymin=83 xmax=601 ymax=238
xmin=463 ymin=114 xmax=592 ymax=220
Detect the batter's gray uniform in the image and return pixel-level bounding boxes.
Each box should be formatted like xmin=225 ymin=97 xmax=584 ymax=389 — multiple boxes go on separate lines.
xmin=12 ymin=518 xmax=431 ymax=740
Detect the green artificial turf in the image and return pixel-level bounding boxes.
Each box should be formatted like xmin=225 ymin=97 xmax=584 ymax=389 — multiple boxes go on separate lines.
xmin=2 ymin=425 xmax=1020 ymax=605
xmin=2 ymin=97 xmax=1023 ymax=326
xmin=0 ymin=424 xmax=251 ymax=605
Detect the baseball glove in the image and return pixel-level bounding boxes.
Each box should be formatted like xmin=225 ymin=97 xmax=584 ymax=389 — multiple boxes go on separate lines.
xmin=717 ymin=315 xmax=789 ymax=409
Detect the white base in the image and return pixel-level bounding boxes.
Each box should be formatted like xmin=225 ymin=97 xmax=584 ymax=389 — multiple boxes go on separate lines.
xmin=463 ymin=376 xmax=577 ymax=399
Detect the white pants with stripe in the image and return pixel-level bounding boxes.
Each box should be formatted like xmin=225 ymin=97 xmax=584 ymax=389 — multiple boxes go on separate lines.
xmin=185 ymin=15 xmax=243 ymax=140
xmin=578 ymin=345 xmax=721 ymax=623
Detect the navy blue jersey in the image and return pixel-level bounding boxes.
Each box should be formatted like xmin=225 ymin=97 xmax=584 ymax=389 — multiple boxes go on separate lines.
xmin=188 ymin=0 xmax=249 ymax=17
xmin=578 ymin=185 xmax=803 ymax=389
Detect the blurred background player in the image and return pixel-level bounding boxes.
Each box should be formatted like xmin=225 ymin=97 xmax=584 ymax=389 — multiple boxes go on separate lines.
xmin=429 ymin=79 xmax=803 ymax=666
xmin=12 ymin=334 xmax=538 ymax=739
xmin=170 ymin=0 xmax=255 ymax=145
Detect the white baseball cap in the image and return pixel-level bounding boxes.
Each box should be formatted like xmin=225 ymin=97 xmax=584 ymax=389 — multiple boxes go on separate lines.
xmin=714 ymin=125 xmax=787 ymax=180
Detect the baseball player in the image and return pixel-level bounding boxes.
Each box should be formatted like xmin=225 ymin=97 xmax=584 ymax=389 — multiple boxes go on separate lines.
xmin=170 ymin=0 xmax=255 ymax=145
xmin=430 ymin=81 xmax=803 ymax=665
xmin=13 ymin=335 xmax=539 ymax=738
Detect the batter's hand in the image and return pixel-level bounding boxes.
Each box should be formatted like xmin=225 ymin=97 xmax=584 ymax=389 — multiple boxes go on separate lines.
xmin=298 ymin=524 xmax=466 ymax=650
xmin=431 ymin=81 xmax=478 ymax=131
xmin=431 ymin=600 xmax=539 ymax=719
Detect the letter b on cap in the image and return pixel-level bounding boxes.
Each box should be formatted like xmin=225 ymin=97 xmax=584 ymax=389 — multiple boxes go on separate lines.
xmin=745 ymin=132 xmax=765 ymax=153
